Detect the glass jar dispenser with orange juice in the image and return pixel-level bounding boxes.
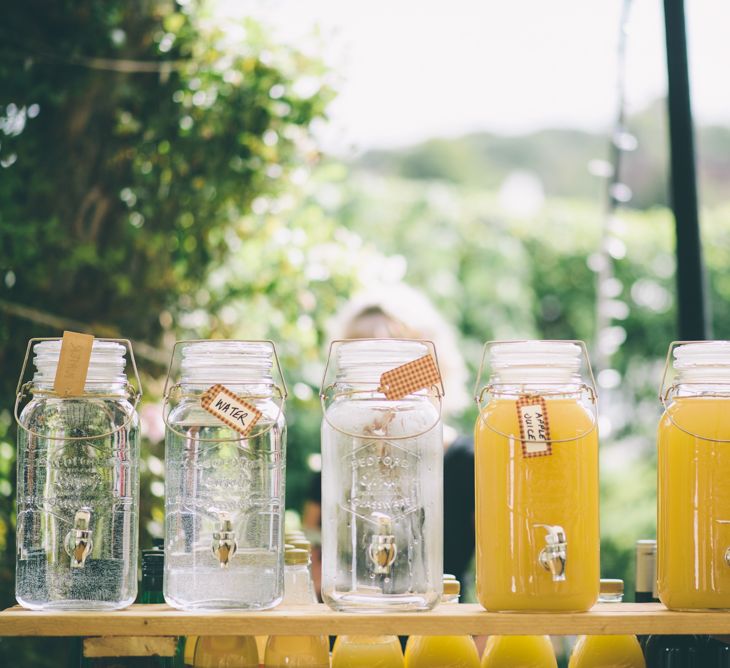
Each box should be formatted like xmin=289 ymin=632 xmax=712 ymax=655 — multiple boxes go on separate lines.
xmin=474 ymin=340 xmax=600 ymax=612
xmin=657 ymin=341 xmax=730 ymax=610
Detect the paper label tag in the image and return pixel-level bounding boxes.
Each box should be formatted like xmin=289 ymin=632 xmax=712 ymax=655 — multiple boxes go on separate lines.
xmin=516 ymin=395 xmax=552 ymax=457
xmin=378 ymin=354 xmax=442 ymax=401
xmin=53 ymin=331 xmax=94 ymax=397
xmin=201 ymin=384 xmax=262 ymax=436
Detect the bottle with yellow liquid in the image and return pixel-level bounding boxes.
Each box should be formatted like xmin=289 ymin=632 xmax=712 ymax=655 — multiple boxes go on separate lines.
xmin=332 ymin=635 xmax=404 ymax=668
xmin=183 ymin=637 xmax=197 ymax=667
xmin=193 ymin=636 xmax=258 ymax=667
xmin=658 ymin=341 xmax=730 ymax=610
xmin=405 ymin=577 xmax=480 ymax=668
xmin=569 ymin=579 xmax=645 ymax=668
xmin=256 ymin=533 xmax=312 ymax=663
xmin=569 ymin=636 xmax=645 ymax=668
xmin=264 ymin=547 xmax=328 ymax=668
xmin=481 ymin=636 xmax=557 ymax=668
xmin=474 ymin=341 xmax=599 ymax=612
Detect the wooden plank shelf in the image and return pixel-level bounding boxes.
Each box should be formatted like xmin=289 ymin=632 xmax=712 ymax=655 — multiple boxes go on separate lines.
xmin=1 ymin=603 xmax=730 ymax=637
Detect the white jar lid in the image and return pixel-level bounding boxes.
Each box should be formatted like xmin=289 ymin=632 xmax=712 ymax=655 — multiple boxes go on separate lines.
xmin=673 ymin=341 xmax=730 ymax=383
xmin=180 ymin=340 xmax=273 ymax=387
xmin=489 ymin=340 xmax=583 ymax=384
xmin=335 ymin=339 xmax=430 ymax=384
xmin=33 ymin=339 xmax=127 ymax=388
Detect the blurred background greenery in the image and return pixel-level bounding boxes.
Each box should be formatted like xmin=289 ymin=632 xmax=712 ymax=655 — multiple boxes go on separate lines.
xmin=1 ymin=0 xmax=729 ymax=665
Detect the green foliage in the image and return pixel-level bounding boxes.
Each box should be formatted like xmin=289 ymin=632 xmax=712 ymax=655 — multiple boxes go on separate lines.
xmin=0 ymin=0 xmax=331 ymax=372
xmin=359 ymin=130 xmax=606 ymax=202
xmin=0 ymin=2 xmax=337 ymax=663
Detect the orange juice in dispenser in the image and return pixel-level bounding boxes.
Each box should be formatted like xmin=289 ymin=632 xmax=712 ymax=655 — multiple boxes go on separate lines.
xmin=474 ymin=341 xmax=600 ymax=612
xmin=658 ymin=341 xmax=730 ymax=610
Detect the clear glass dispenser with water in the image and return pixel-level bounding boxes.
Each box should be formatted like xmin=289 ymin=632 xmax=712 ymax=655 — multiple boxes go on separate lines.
xmin=163 ymin=340 xmax=287 ymax=610
xmin=15 ymin=336 xmax=141 ymax=610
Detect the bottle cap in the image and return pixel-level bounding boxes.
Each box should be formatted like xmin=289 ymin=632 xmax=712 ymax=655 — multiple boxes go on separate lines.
xmin=635 ymin=539 xmax=658 ymax=600
xmin=284 ymin=548 xmax=310 ymax=566
xmin=141 ymin=544 xmax=164 ymax=591
xmin=636 ymin=539 xmax=657 ymax=554
xmin=599 ymin=578 xmax=624 ymax=602
xmin=600 ymin=578 xmax=624 ymax=595
xmin=443 ymin=579 xmax=461 ymax=596
xmin=288 ymin=539 xmax=312 ymax=553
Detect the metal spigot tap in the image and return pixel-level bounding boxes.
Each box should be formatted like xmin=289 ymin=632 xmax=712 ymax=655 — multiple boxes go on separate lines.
xmin=368 ymin=512 xmax=397 ymax=576
xmin=535 ymin=524 xmax=567 ymax=582
xmin=212 ymin=513 xmax=237 ymax=568
xmin=65 ymin=507 xmax=93 ymax=569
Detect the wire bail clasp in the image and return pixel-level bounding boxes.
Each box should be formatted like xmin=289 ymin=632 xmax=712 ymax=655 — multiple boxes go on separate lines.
xmin=659 ymin=340 xmax=686 ymax=407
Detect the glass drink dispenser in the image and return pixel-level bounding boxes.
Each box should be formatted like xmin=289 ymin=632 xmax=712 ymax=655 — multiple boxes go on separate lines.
xmin=163 ymin=340 xmax=287 ymax=610
xmin=474 ymin=340 xmax=599 ymax=612
xmin=658 ymin=341 xmax=730 ymax=610
xmin=15 ymin=337 xmax=141 ymax=610
xmin=320 ymin=339 xmax=444 ymax=613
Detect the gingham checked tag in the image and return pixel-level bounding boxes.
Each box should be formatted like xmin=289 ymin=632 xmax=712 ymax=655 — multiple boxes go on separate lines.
xmin=201 ymin=384 xmax=262 ymax=436
xmin=378 ymin=354 xmax=442 ymax=401
xmin=516 ymin=395 xmax=552 ymax=457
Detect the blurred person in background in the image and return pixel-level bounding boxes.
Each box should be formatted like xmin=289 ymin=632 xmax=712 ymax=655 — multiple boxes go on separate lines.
xmin=302 ymin=283 xmax=474 ymax=599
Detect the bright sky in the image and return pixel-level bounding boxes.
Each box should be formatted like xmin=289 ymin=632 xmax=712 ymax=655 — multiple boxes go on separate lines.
xmin=224 ymin=1 xmax=730 ymax=153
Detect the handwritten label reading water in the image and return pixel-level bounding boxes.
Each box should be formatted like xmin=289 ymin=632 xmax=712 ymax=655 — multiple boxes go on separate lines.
xmin=516 ymin=395 xmax=552 ymax=458
xmin=378 ymin=354 xmax=442 ymax=401
xmin=201 ymin=384 xmax=262 ymax=437
xmin=54 ymin=331 xmax=94 ymax=397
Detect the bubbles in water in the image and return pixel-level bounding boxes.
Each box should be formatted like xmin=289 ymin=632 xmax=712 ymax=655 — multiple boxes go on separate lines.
xmin=165 ymin=421 xmax=284 ymax=610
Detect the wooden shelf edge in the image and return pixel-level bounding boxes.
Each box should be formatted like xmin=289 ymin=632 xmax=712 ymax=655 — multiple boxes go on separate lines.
xmin=2 ymin=603 xmax=730 ymax=637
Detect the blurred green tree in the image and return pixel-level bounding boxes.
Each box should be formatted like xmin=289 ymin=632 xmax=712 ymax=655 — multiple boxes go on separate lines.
xmin=0 ymin=1 xmax=333 ymax=662
xmin=356 ymin=102 xmax=730 ymax=211
xmin=0 ymin=0 xmax=331 ymax=363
